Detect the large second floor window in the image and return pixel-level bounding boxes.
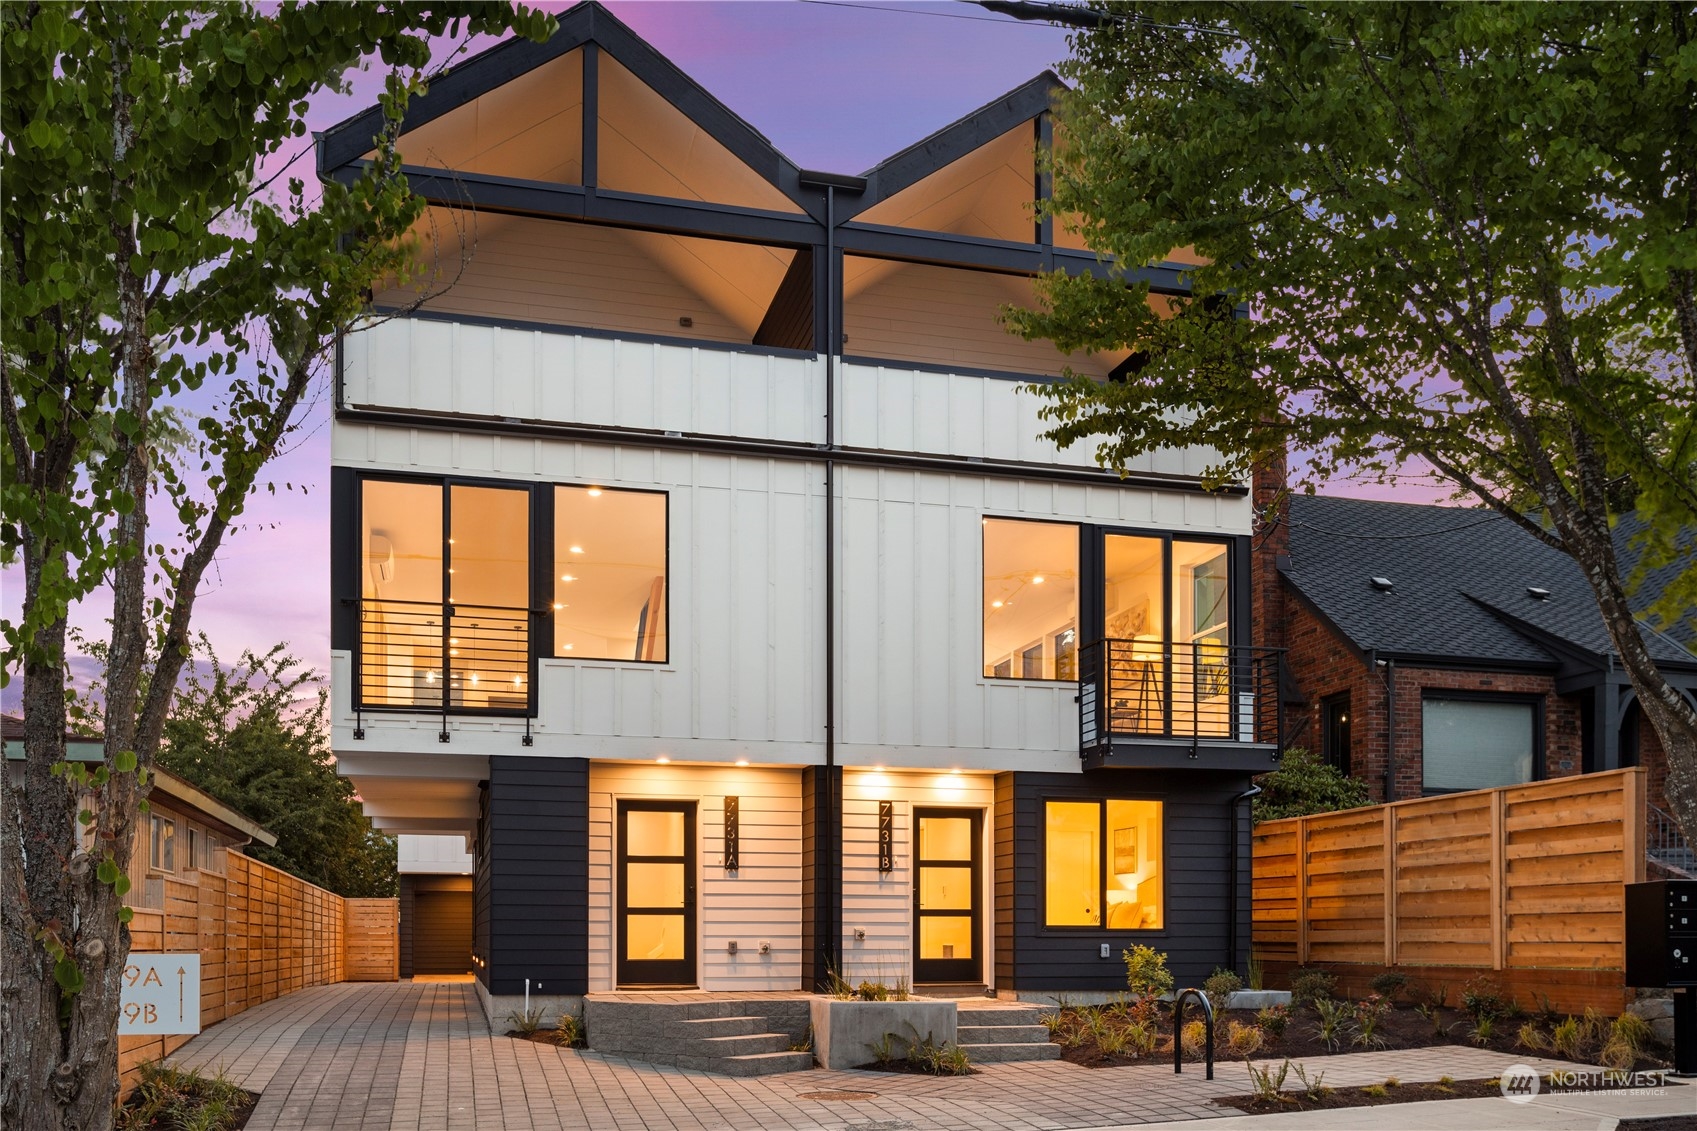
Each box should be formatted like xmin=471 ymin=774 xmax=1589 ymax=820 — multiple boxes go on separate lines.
xmin=360 ymin=477 xmax=531 ymax=712
xmin=982 ymin=518 xmax=1079 ymax=680
xmin=554 ymin=486 xmax=668 ymax=662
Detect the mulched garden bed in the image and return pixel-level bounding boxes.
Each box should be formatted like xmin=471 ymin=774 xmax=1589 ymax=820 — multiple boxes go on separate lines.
xmin=505 ymin=1028 xmax=583 ymax=1048
xmin=1217 ymin=1071 xmax=1681 ymax=1114
xmin=859 ymin=1057 xmax=979 ymax=1077
xmin=1048 ymin=997 xmax=1670 ymax=1072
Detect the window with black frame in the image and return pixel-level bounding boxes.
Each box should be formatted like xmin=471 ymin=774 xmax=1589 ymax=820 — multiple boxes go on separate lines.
xmin=1422 ymin=694 xmax=1538 ymax=793
xmin=358 ymin=478 xmax=531 ymax=712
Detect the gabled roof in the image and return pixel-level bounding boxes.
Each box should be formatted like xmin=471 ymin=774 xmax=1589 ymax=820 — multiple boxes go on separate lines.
xmin=845 ymin=72 xmax=1062 ymax=220
xmin=1280 ymin=495 xmax=1697 ymax=671
xmin=317 ymin=0 xmax=820 ymax=218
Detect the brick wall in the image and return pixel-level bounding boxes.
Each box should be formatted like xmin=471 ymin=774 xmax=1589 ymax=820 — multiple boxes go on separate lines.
xmin=1278 ymin=595 xmax=1581 ymax=801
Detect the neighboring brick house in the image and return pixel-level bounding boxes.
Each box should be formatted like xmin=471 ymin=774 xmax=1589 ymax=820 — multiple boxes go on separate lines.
xmin=1251 ymin=468 xmax=1697 ymax=820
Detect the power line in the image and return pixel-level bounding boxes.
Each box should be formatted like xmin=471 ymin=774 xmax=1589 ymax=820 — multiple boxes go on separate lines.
xmin=797 ymin=1 xmax=1056 ymax=26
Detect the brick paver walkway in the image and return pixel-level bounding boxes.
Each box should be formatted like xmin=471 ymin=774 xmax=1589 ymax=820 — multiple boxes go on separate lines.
xmin=171 ymin=982 xmax=1585 ymax=1131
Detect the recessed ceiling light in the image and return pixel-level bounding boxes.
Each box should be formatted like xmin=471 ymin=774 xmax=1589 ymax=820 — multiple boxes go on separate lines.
xmin=657 ymin=756 xmax=670 ymax=764
xmin=563 ymin=643 xmax=574 ymax=651
xmin=561 ymin=574 xmax=576 ymax=582
xmin=449 ymin=637 xmax=458 ymax=644
xmin=424 ymin=671 xmax=436 ymax=683
xmin=587 ymin=488 xmax=603 ymax=497
xmin=1033 ymin=575 xmax=1045 ymax=584
xmin=735 ymin=758 xmax=749 ymax=767
xmin=448 ymin=538 xmax=455 ymax=544
xmin=469 ymin=673 xmax=479 ymax=685
xmin=569 ymin=545 xmax=584 ymax=554
xmin=449 ymin=649 xmax=459 ymax=656
xmin=991 ymin=600 xmax=1004 ymax=608
xmin=447 ymin=568 xmax=455 ymax=574
xmin=552 ymin=603 xmax=564 ymax=610
xmin=513 ymin=676 xmax=523 ymax=687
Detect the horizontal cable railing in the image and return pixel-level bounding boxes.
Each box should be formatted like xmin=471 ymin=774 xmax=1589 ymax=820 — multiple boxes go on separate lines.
xmin=358 ymin=598 xmax=530 ymax=712
xmin=1080 ymin=639 xmax=1283 ymax=750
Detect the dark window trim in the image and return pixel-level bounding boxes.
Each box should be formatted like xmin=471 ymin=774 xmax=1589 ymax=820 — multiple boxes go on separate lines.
xmin=983 ymin=518 xmax=1239 ymax=686
xmin=1036 ymin=794 xmax=1169 ymax=936
xmin=353 ymin=471 xmax=538 ymax=718
xmin=980 ymin=515 xmax=1082 ymax=685
xmin=548 ymin=483 xmax=671 ymax=665
xmin=1320 ymin=690 xmax=1352 ymax=776
xmin=1418 ymin=688 xmax=1546 ymax=796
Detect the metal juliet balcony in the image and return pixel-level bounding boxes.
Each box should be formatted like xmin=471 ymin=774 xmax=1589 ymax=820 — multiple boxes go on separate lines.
xmin=1079 ymin=639 xmax=1284 ymax=771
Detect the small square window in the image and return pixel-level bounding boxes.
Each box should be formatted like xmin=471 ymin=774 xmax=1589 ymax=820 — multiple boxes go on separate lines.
xmin=149 ymin=815 xmax=175 ymax=873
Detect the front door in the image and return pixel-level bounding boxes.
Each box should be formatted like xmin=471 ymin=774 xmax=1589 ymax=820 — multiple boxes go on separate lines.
xmin=912 ymin=808 xmax=982 ymax=984
xmin=616 ymin=800 xmax=696 ymax=986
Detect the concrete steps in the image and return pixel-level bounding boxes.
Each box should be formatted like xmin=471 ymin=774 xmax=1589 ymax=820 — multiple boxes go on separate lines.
xmin=583 ymin=997 xmax=814 ymax=1077
xmin=955 ymin=1005 xmax=1062 ymax=1064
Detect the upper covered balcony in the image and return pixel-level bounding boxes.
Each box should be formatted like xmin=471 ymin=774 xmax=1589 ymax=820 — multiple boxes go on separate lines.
xmin=315 ymin=1 xmax=1207 ymax=395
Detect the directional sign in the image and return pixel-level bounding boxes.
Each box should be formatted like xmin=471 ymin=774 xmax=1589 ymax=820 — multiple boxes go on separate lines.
xmin=120 ymin=953 xmax=200 ymax=1035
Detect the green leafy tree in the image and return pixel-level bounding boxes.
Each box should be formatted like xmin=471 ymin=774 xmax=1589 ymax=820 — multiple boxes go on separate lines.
xmin=158 ymin=641 xmax=397 ymax=899
xmin=0 ymin=4 xmax=550 ymax=1127
xmin=1003 ymin=2 xmax=1697 ymax=839
xmin=1251 ymin=748 xmax=1372 ymax=824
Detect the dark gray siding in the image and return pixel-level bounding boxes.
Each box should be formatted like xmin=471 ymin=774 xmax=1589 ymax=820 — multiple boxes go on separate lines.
xmin=482 ymin=756 xmax=590 ymax=995
xmin=994 ymin=772 xmax=1015 ymax=989
xmin=1002 ymin=769 xmax=1254 ymax=992
xmin=800 ymin=765 xmax=840 ymax=991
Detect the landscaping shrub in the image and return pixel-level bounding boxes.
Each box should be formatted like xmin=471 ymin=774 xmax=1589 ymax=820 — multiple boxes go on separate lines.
xmin=1288 ymin=967 xmax=1336 ymax=1005
xmin=1123 ymin=945 xmax=1175 ymax=1000
xmin=1256 ymin=1003 xmax=1291 ymax=1038
xmin=1613 ymin=1011 xmax=1655 ymax=1055
xmin=1251 ymin=747 xmax=1371 ymax=823
xmin=1368 ymin=971 xmax=1410 ymax=1002
xmin=1246 ymin=1058 xmax=1291 ymax=1103
xmin=507 ymin=1004 xmax=545 ymax=1034
xmin=1351 ymin=995 xmax=1390 ymax=1049
xmin=1516 ymin=1021 xmax=1552 ymax=1053
xmin=1551 ymin=1016 xmax=1584 ymax=1060
xmin=118 ymin=1063 xmax=251 ymax=1131
xmin=1311 ymin=997 xmax=1349 ymax=1053
xmin=1204 ymin=967 xmax=1244 ymax=1016
xmin=1223 ymin=1020 xmax=1265 ymax=1057
xmin=1180 ymin=1019 xmax=1208 ymax=1056
xmin=1461 ymin=975 xmax=1511 ymax=1022
xmin=551 ymin=1011 xmax=585 ymax=1048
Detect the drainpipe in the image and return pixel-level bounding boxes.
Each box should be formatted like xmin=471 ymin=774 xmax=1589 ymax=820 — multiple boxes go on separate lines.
xmin=1227 ymin=783 xmax=1261 ymax=974
xmin=1381 ymin=658 xmax=1397 ymax=804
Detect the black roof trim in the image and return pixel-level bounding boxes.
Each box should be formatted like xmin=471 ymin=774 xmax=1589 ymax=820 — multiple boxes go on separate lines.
xmin=845 ymin=71 xmax=1064 ymax=219
xmin=316 ymin=1 xmax=821 ymax=219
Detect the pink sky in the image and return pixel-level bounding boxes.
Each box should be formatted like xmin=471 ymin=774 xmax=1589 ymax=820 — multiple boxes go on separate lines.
xmin=2 ymin=1 xmax=1448 ymax=711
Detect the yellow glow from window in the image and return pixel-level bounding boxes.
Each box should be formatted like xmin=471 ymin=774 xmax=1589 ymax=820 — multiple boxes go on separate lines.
xmin=1044 ymin=799 xmax=1163 ymax=930
xmin=1045 ymin=801 xmax=1099 ymax=926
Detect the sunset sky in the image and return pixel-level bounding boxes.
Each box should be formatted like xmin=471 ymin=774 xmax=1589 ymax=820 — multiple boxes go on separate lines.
xmin=3 ymin=1 xmax=1447 ymax=710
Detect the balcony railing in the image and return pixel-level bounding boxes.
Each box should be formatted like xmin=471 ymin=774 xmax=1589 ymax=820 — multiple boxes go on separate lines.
xmin=1079 ymin=639 xmax=1283 ymax=754
xmin=356 ymin=598 xmax=531 ymax=716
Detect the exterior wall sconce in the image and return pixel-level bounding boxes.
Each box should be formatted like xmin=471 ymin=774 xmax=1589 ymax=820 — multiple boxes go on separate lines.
xmin=724 ymin=795 xmax=739 ymax=871
xmin=878 ymin=800 xmax=894 ymax=873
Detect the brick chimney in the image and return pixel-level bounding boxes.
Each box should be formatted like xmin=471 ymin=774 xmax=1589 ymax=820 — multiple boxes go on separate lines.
xmin=1251 ymin=445 xmax=1290 ymax=653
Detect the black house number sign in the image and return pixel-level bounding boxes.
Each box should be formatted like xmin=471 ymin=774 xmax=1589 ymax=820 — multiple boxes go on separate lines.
xmin=724 ymin=795 xmax=739 ymax=872
xmin=878 ymin=801 xmax=894 ymax=873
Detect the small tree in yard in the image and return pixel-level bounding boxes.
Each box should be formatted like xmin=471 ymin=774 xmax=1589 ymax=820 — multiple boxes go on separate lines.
xmin=1252 ymin=748 xmax=1372 ymax=824
xmin=0 ymin=4 xmax=550 ymax=1128
xmin=1004 ymin=5 xmax=1697 ymax=839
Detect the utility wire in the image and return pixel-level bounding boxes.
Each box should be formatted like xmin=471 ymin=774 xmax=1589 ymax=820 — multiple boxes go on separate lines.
xmin=797 ymin=1 xmax=1055 ymax=26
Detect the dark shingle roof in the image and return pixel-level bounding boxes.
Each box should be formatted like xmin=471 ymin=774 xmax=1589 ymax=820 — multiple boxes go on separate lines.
xmin=1281 ymin=496 xmax=1697 ymax=669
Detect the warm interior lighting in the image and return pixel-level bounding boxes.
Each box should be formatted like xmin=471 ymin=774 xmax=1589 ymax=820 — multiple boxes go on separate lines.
xmin=991 ymin=600 xmax=1004 ymax=609
xmin=469 ymin=673 xmax=480 ymax=685
xmin=1033 ymin=575 xmax=1045 ymax=584
xmin=563 ymin=643 xmax=574 ymax=651
xmin=449 ymin=637 xmax=459 ymax=644
xmin=735 ymin=758 xmax=749 ymax=767
xmin=513 ymin=676 xmax=523 ymax=687
xmin=569 ymin=545 xmax=584 ymax=554
xmin=561 ymin=573 xmax=576 ymax=582
xmin=587 ymin=488 xmax=603 ymax=497
xmin=424 ymin=671 xmax=437 ymax=683
xmin=552 ymin=602 xmax=564 ymax=610
xmin=656 ymin=756 xmax=670 ymax=764
xmin=449 ymin=648 xmax=459 ymax=656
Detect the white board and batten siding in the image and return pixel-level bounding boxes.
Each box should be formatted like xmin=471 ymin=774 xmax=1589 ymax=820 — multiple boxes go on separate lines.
xmin=330 ymin=424 xmax=825 ymax=763
xmin=587 ymin=763 xmax=801 ymax=992
xmin=839 ymin=769 xmax=996 ymax=984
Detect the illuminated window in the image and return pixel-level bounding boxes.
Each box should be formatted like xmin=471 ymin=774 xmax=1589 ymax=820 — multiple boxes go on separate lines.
xmin=983 ymin=519 xmax=1078 ymax=680
xmin=358 ymin=477 xmax=531 ymax=711
xmin=1044 ymin=799 xmax=1163 ymax=929
xmin=554 ymin=487 xmax=668 ymax=662
xmin=149 ymin=815 xmax=175 ymax=873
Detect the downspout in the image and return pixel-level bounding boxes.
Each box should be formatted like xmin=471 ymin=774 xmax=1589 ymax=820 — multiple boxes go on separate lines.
xmin=1381 ymin=657 xmax=1397 ymax=804
xmin=824 ymin=182 xmax=839 ymax=980
xmin=1228 ymin=782 xmax=1262 ymax=974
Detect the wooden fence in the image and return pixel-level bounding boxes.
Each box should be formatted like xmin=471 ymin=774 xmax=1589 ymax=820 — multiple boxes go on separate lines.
xmin=1253 ymin=767 xmax=1647 ymax=1014
xmin=121 ymin=851 xmax=398 ymax=1079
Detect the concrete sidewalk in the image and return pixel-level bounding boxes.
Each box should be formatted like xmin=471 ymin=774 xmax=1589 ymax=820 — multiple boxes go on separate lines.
xmin=167 ymin=981 xmax=1690 ymax=1131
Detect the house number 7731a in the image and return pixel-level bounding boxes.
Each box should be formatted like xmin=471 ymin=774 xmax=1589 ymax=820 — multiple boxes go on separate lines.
xmin=120 ymin=953 xmax=202 ymax=1036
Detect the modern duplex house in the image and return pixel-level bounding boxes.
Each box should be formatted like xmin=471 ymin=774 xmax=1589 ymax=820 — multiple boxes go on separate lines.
xmin=319 ymin=2 xmax=1281 ymax=1025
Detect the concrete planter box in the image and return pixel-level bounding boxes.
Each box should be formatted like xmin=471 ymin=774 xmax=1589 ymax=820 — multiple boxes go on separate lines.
xmin=809 ymin=998 xmax=957 ymax=1070
xmin=1226 ymin=990 xmax=1292 ymax=1011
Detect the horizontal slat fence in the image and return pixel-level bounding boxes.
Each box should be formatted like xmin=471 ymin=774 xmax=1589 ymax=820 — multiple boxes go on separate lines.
xmin=1254 ymin=767 xmax=1646 ymax=1014
xmin=120 ymin=851 xmax=396 ymax=1082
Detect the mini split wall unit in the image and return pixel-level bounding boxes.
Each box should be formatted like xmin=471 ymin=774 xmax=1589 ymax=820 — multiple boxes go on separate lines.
xmin=320 ymin=1 xmax=1281 ymax=1018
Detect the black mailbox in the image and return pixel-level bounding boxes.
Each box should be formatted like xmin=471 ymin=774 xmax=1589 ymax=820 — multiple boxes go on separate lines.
xmin=1626 ymin=880 xmax=1697 ymax=988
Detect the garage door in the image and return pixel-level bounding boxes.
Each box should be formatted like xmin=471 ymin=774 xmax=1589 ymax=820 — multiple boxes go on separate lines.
xmin=412 ymin=890 xmax=472 ymax=975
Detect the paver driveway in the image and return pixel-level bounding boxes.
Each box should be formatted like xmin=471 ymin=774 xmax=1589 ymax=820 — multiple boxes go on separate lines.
xmin=170 ymin=981 xmax=1583 ymax=1131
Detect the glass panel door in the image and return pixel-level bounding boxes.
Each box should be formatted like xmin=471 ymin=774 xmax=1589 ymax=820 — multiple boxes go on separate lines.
xmin=913 ymin=808 xmax=981 ymax=984
xmin=1102 ymin=535 xmax=1167 ymax=734
xmin=617 ymin=800 xmax=696 ymax=986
